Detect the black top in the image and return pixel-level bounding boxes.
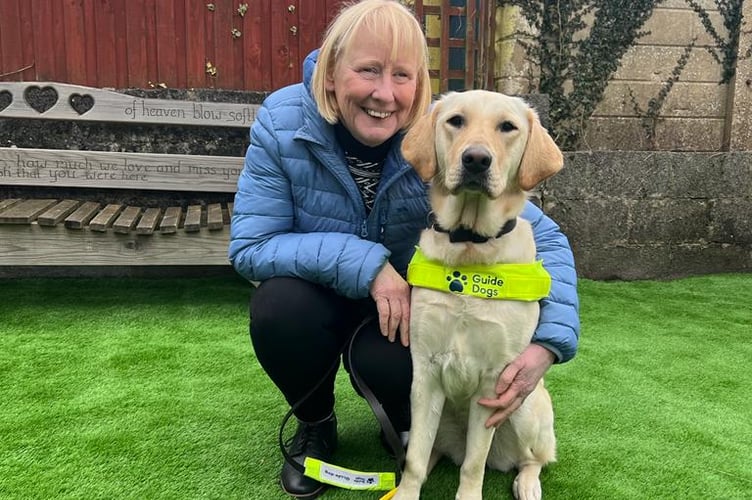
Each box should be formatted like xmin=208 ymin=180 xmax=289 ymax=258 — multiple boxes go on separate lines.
xmin=335 ymin=123 xmax=394 ymax=213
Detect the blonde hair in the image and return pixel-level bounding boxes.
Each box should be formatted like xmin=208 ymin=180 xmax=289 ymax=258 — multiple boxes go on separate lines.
xmin=312 ymin=0 xmax=431 ymax=130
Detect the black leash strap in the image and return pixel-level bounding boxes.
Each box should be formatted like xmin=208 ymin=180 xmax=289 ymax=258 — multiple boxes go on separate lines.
xmin=278 ymin=316 xmax=406 ymax=480
xmin=348 ymin=317 xmax=407 ymax=473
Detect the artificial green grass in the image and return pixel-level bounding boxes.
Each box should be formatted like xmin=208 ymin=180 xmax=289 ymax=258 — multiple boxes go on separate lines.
xmin=1 ymin=274 xmax=750 ymax=499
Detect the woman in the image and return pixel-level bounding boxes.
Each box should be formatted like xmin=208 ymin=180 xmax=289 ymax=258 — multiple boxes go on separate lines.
xmin=229 ymin=1 xmax=579 ymax=498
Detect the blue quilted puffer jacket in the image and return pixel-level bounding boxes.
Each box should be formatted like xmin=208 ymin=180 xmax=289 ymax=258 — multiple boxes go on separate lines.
xmin=229 ymin=50 xmax=580 ymax=363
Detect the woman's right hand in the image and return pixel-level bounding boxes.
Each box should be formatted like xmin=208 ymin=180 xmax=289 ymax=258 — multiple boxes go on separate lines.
xmin=370 ymin=262 xmax=411 ymax=347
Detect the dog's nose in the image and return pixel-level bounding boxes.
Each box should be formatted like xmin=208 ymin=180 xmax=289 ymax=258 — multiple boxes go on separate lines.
xmin=461 ymin=147 xmax=492 ymax=173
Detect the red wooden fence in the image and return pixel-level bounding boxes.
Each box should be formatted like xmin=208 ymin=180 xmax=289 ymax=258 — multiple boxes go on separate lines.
xmin=0 ymin=0 xmax=341 ymax=90
xmin=0 ymin=0 xmax=491 ymax=92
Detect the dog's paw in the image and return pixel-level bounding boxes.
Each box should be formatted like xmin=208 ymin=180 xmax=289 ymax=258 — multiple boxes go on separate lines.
xmin=512 ymin=473 xmax=542 ymax=500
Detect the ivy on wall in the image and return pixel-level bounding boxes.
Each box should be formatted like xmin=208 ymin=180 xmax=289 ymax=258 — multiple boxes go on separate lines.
xmin=629 ymin=42 xmax=695 ymax=150
xmin=498 ymin=0 xmax=751 ymax=150
xmin=629 ymin=0 xmax=750 ymax=149
xmin=497 ymin=0 xmax=659 ymax=150
xmin=687 ymin=0 xmax=750 ymax=84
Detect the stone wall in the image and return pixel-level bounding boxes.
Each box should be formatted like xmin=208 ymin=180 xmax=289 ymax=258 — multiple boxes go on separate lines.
xmin=542 ymin=151 xmax=752 ymax=279
xmin=494 ymin=1 xmax=752 ymax=152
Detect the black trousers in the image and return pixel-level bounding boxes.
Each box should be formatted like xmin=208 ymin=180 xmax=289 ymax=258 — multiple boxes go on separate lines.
xmin=249 ymin=277 xmax=412 ymax=432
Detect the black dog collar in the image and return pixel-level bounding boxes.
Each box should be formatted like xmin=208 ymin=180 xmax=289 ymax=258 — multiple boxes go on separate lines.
xmin=431 ymin=216 xmax=517 ymax=243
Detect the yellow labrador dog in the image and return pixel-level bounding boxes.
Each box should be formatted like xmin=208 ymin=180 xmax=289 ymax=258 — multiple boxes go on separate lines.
xmin=394 ymin=90 xmax=564 ymax=500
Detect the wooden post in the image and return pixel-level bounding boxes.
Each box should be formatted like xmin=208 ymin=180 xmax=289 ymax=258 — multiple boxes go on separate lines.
xmin=728 ymin=0 xmax=752 ymax=150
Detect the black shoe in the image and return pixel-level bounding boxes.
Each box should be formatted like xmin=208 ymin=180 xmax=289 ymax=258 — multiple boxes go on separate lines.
xmin=280 ymin=414 xmax=338 ymax=499
xmin=379 ymin=428 xmax=409 ymax=458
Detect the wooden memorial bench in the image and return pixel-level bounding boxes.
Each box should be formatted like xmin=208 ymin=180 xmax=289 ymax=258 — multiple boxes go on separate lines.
xmin=0 ymin=82 xmax=262 ymax=276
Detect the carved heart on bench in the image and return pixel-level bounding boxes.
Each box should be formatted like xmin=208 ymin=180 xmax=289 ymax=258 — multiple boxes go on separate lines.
xmin=0 ymin=90 xmax=12 ymax=112
xmin=24 ymin=85 xmax=59 ymax=113
xmin=69 ymin=93 xmax=95 ymax=114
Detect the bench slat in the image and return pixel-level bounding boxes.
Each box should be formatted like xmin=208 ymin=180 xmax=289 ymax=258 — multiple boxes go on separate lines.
xmin=0 ymin=148 xmax=242 ymax=193
xmin=184 ymin=205 xmax=202 ymax=233
xmin=136 ymin=207 xmax=162 ymax=235
xmin=0 ymin=199 xmax=21 ymax=212
xmin=113 ymin=206 xmax=142 ymax=234
xmin=207 ymin=203 xmax=224 ymax=230
xmin=0 ymin=223 xmax=230 ymax=266
xmin=38 ymin=200 xmax=82 ymax=226
xmin=89 ymin=204 xmax=124 ymax=232
xmin=0 ymin=199 xmax=58 ymax=224
xmin=0 ymin=82 xmax=257 ymax=129
xmin=65 ymin=202 xmax=102 ymax=229
xmin=226 ymin=202 xmax=234 ymax=226
xmin=160 ymin=206 xmax=182 ymax=234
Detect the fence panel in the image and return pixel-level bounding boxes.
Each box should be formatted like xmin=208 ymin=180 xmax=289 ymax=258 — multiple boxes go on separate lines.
xmin=416 ymin=0 xmax=492 ymax=93
xmin=0 ymin=0 xmax=488 ymax=92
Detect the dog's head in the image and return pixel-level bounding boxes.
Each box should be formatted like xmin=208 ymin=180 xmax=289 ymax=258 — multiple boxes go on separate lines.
xmin=402 ymin=91 xmax=563 ymax=232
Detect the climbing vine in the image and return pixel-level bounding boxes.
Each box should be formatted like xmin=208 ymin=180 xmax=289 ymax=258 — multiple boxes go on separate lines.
xmin=627 ymin=0 xmax=751 ymax=149
xmin=687 ymin=0 xmax=750 ymax=84
xmin=629 ymin=41 xmax=695 ymax=150
xmin=497 ymin=0 xmax=659 ymax=149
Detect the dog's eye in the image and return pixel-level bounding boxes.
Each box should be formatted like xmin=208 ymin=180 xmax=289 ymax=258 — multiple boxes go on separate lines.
xmin=447 ymin=115 xmax=464 ymax=128
xmin=499 ymin=121 xmax=517 ymax=133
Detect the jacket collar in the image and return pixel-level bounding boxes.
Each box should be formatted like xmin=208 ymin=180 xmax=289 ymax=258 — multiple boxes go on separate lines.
xmin=295 ymin=49 xmax=333 ymax=147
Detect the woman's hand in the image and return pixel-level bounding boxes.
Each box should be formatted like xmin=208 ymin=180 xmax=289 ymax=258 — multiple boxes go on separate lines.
xmin=370 ymin=262 xmax=411 ymax=347
xmin=477 ymin=343 xmax=555 ymax=428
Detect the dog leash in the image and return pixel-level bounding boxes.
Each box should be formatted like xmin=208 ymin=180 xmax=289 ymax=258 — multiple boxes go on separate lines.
xmin=277 ymin=316 xmax=406 ymax=491
xmin=347 ymin=317 xmax=407 ymax=473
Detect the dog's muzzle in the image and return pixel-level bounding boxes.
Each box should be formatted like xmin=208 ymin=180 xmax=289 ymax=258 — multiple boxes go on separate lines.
xmin=458 ymin=146 xmax=492 ymax=193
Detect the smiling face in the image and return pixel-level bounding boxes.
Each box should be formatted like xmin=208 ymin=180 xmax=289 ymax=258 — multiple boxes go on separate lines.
xmin=325 ymin=28 xmax=419 ymax=147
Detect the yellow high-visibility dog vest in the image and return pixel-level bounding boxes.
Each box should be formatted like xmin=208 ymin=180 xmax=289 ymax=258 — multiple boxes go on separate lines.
xmin=407 ymin=247 xmax=551 ymax=301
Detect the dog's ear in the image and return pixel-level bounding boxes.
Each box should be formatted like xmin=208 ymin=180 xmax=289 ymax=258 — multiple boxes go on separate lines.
xmin=518 ymin=108 xmax=564 ymax=190
xmin=401 ymin=103 xmax=439 ymax=181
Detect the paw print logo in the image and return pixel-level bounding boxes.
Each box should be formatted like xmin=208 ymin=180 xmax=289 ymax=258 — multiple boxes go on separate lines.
xmin=446 ymin=271 xmax=468 ymax=293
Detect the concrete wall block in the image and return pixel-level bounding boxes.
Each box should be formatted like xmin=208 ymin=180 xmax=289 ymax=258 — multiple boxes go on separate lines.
xmin=614 ymin=45 xmax=723 ymax=83
xmin=545 ymin=151 xmax=674 ymax=199
xmin=638 ymin=9 xmax=720 ymax=47
xmin=722 ymin=153 xmax=752 ymax=194
xmin=666 ymin=153 xmax=728 ymax=198
xmin=543 ymin=198 xmax=630 ymax=248
xmin=571 ymin=244 xmax=674 ymax=280
xmin=709 ymin=199 xmax=752 ymax=244
xmin=584 ymin=117 xmax=723 ymax=151
xmin=629 ymin=198 xmax=711 ymax=243
xmin=655 ymin=118 xmax=726 ymax=151
xmin=583 ymin=118 xmax=651 ymax=150
xmin=660 ymin=0 xmax=716 ymax=10
xmin=496 ymin=76 xmax=537 ymax=96
xmin=592 ymin=151 xmax=671 ymax=198
xmin=594 ymin=81 xmax=727 ymax=118
xmin=541 ymin=153 xmax=591 ymax=199
xmin=495 ymin=42 xmax=533 ymax=80
xmin=729 ymin=1 xmax=752 ymax=151
xmin=570 ymin=241 xmax=751 ymax=280
xmin=669 ymin=242 xmax=752 ymax=276
xmin=540 ymin=151 xmax=751 ymax=279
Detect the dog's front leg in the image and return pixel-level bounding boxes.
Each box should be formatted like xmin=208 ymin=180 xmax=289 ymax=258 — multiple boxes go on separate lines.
xmin=393 ymin=365 xmax=445 ymax=500
xmin=455 ymin=398 xmax=496 ymax=500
